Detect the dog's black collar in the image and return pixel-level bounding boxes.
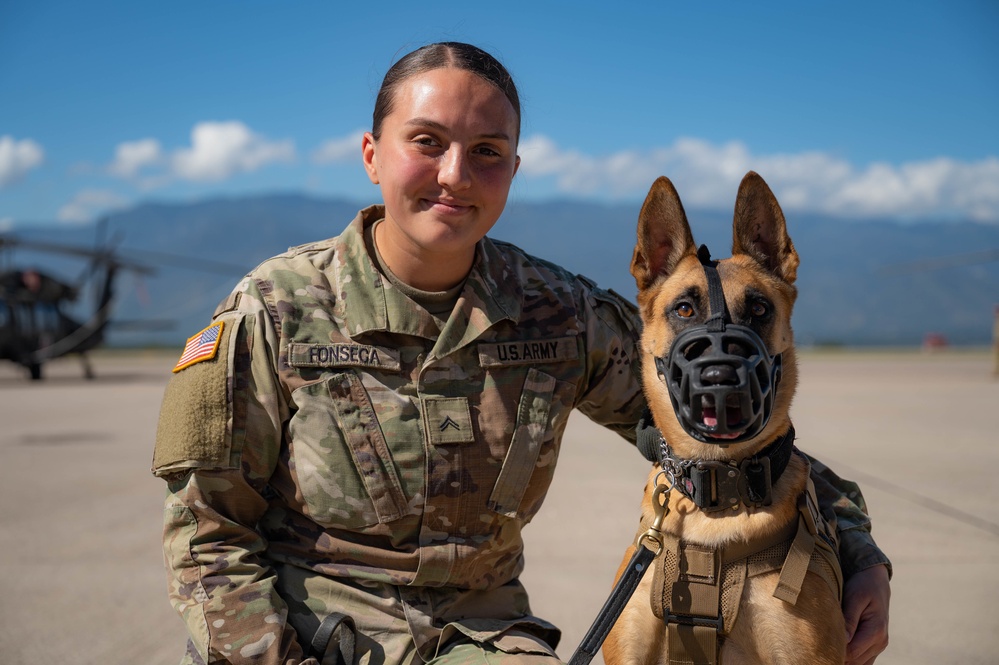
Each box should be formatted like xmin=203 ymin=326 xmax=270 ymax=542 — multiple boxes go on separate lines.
xmin=636 ymin=408 xmax=796 ymax=512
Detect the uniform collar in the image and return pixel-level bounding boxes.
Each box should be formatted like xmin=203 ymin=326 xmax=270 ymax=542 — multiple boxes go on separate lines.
xmin=333 ymin=205 xmax=522 ymax=350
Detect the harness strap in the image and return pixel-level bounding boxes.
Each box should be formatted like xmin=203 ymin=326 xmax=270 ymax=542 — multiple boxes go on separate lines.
xmin=669 ymin=624 xmax=719 ymax=665
xmin=774 ymin=513 xmax=817 ymax=603
xmin=781 ymin=478 xmax=843 ymax=604
xmin=666 ymin=542 xmax=723 ymax=665
xmin=646 ymin=477 xmax=843 ymax=664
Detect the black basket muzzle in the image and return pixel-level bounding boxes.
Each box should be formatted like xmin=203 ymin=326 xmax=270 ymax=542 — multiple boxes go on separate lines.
xmin=653 ymin=246 xmax=782 ymax=444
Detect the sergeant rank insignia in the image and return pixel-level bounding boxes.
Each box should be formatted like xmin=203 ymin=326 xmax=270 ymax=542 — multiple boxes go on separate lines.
xmin=173 ymin=321 xmax=224 ymax=373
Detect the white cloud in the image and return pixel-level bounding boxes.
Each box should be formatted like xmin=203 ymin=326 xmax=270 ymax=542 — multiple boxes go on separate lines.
xmin=108 ymin=138 xmax=163 ymax=178
xmin=312 ymin=131 xmax=365 ymax=164
xmin=58 ymin=189 xmax=129 ymax=224
xmin=107 ymin=121 xmax=295 ymax=186
xmin=172 ymin=121 xmax=295 ymax=182
xmin=518 ymin=134 xmax=999 ymax=222
xmin=0 ymin=135 xmax=45 ymax=187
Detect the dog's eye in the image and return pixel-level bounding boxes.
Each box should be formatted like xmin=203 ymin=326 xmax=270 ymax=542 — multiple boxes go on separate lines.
xmin=750 ymin=301 xmax=769 ymax=318
xmin=675 ymin=303 xmax=695 ymax=318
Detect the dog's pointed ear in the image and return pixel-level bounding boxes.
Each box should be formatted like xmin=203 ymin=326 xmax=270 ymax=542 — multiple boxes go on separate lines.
xmin=632 ymin=176 xmax=697 ymax=292
xmin=732 ymin=171 xmax=799 ymax=284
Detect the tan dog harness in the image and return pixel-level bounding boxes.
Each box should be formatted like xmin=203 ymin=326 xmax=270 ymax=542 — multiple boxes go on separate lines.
xmin=644 ymin=479 xmax=843 ymax=665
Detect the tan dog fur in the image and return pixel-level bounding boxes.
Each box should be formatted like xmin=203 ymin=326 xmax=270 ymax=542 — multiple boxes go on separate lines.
xmin=602 ymin=172 xmax=845 ymax=665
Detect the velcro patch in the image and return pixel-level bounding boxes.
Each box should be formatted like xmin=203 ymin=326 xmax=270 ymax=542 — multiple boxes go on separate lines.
xmin=154 ymin=319 xmax=233 ymax=476
xmin=680 ymin=545 xmax=718 ymax=582
xmin=288 ymin=342 xmax=401 ymax=371
xmin=424 ymin=397 xmax=475 ymax=445
xmin=478 ymin=337 xmax=578 ymax=367
xmin=173 ymin=321 xmax=224 ymax=372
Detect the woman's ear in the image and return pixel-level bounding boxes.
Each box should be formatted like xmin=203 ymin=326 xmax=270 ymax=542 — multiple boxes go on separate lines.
xmin=361 ymin=132 xmax=379 ymax=185
xmin=513 ymin=154 xmax=521 ymax=178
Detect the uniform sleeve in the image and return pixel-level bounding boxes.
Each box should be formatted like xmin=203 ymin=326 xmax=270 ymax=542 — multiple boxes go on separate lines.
xmin=573 ymin=279 xmax=647 ymax=443
xmin=804 ymin=453 xmax=893 ymax=580
xmin=152 ymin=280 xmax=316 ymax=665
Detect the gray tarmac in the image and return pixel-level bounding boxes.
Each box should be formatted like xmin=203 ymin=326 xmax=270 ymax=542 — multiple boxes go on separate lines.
xmin=1 ymin=349 xmax=997 ymax=664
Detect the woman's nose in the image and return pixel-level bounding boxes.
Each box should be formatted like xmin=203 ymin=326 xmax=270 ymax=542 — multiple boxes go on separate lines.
xmin=438 ymin=148 xmax=471 ymax=191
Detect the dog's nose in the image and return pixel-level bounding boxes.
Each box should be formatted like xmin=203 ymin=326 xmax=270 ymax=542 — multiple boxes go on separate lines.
xmin=701 ymin=364 xmax=738 ymax=385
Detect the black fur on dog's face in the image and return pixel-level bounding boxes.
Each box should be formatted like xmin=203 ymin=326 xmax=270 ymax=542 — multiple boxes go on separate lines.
xmin=631 ymin=172 xmax=800 ymax=461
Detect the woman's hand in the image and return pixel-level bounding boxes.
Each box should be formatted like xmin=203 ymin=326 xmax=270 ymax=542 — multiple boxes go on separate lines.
xmin=843 ymin=564 xmax=891 ymax=665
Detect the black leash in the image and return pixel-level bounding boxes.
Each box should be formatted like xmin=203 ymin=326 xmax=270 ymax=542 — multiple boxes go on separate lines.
xmin=567 ymin=545 xmax=657 ymax=665
xmin=568 ymin=484 xmax=671 ymax=665
xmin=308 ymin=612 xmax=356 ymax=665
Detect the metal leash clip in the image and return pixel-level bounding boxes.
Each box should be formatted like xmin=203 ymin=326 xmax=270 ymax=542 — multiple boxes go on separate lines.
xmin=637 ymin=480 xmax=672 ymax=556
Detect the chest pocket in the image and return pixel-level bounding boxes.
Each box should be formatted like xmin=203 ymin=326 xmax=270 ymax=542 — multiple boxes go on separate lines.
xmin=288 ymin=371 xmax=409 ymax=530
xmin=488 ymin=368 xmax=563 ymax=521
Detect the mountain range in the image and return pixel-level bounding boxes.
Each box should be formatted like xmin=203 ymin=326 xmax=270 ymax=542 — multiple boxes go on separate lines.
xmin=7 ymin=193 xmax=999 ymax=348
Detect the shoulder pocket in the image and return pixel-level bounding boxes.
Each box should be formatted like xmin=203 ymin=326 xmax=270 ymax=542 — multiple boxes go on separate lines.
xmin=488 ymin=368 xmax=558 ymax=520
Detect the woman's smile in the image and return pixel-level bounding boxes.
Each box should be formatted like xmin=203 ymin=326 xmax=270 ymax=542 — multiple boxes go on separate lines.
xmin=422 ymin=196 xmax=473 ymax=214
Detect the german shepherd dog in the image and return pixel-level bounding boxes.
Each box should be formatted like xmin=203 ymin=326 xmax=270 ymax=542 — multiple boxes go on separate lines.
xmin=603 ymin=172 xmax=845 ymax=665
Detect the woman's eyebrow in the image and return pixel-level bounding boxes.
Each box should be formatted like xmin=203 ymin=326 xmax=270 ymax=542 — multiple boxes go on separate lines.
xmin=404 ymin=117 xmax=513 ymax=142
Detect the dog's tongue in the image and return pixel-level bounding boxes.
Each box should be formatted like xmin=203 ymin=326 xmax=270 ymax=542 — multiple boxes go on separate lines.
xmin=701 ymin=403 xmax=745 ymax=439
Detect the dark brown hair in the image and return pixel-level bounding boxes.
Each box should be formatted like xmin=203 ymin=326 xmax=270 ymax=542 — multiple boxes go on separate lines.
xmin=372 ymin=42 xmax=521 ymax=142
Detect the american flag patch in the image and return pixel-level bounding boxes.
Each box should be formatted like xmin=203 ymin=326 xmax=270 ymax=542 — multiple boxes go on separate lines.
xmin=172 ymin=321 xmax=225 ymax=373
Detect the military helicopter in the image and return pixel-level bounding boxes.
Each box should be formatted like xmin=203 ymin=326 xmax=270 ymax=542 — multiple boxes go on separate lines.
xmin=0 ymin=224 xmax=247 ymax=380
xmin=0 ymin=228 xmax=161 ymax=380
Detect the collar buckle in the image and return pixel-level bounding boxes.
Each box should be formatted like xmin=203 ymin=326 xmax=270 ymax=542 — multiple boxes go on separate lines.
xmin=738 ymin=456 xmax=773 ymax=507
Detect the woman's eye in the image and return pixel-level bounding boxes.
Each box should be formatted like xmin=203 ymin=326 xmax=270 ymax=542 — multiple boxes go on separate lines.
xmin=751 ymin=301 xmax=769 ymax=318
xmin=675 ymin=303 xmax=695 ymax=318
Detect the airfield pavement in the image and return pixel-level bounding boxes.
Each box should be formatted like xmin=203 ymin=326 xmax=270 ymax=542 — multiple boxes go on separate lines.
xmin=1 ymin=349 xmax=997 ymax=665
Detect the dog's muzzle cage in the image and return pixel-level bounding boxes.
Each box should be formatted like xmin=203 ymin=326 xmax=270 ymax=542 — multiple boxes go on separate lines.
xmin=655 ymin=325 xmax=781 ymax=443
xmin=653 ymin=245 xmax=782 ymax=445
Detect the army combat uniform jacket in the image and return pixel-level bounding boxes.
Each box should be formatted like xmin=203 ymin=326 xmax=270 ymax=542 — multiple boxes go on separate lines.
xmin=153 ymin=206 xmax=889 ymax=665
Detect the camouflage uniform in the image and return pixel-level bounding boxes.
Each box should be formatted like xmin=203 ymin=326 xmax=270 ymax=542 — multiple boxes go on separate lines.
xmin=153 ymin=206 xmax=889 ymax=665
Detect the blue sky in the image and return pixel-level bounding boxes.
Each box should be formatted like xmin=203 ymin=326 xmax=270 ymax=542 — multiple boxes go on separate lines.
xmin=1 ymin=0 xmax=997 ymax=228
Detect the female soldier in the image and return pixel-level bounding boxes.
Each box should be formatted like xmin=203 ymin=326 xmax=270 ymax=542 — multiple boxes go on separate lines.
xmin=153 ymin=42 xmax=890 ymax=665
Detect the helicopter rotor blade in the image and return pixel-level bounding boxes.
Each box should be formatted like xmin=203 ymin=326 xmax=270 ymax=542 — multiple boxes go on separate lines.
xmin=110 ymin=247 xmax=250 ymax=276
xmin=0 ymin=234 xmax=156 ymax=275
xmin=0 ymin=233 xmax=247 ymax=277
